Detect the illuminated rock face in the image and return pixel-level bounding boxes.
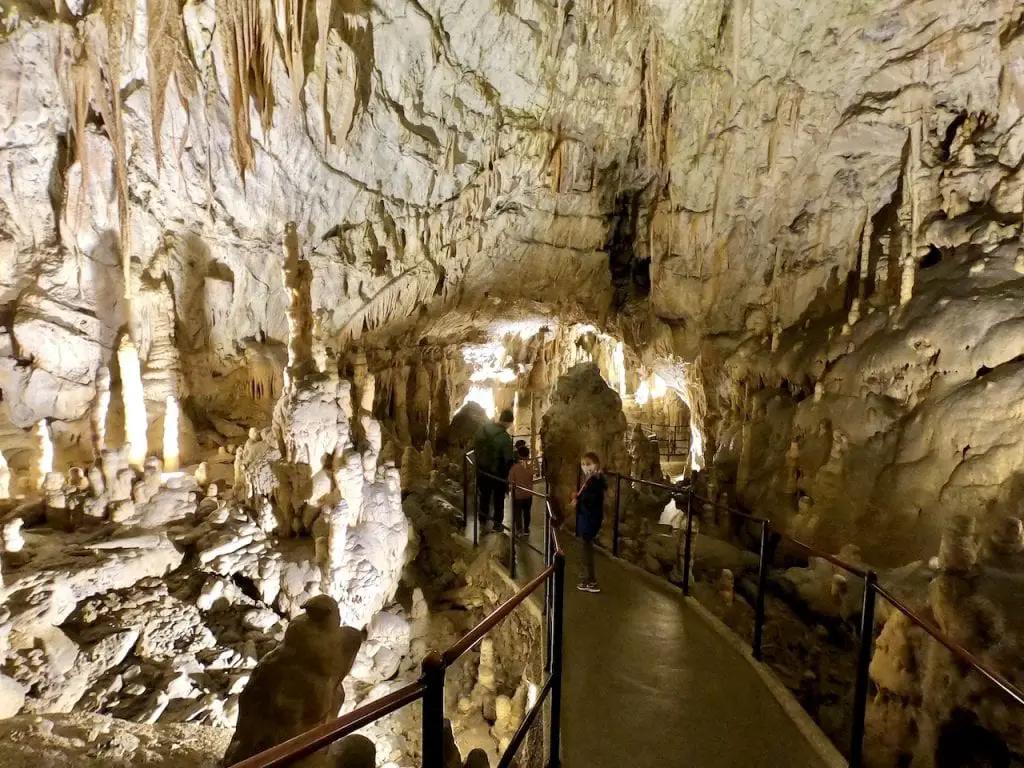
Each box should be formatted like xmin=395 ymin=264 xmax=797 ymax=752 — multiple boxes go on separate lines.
xmin=2 ymin=0 xmax=1024 ymax=764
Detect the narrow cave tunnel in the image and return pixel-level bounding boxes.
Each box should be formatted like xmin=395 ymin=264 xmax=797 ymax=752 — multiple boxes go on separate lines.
xmin=1 ymin=1 xmax=1023 ymax=767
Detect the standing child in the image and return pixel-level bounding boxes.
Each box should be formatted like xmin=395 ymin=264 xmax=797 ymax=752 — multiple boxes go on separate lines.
xmin=508 ymin=445 xmax=534 ymax=537
xmin=575 ymin=451 xmax=606 ymax=593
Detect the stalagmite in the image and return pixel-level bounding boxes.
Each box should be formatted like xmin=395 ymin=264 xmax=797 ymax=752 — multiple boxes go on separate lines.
xmin=91 ymin=366 xmax=111 ymax=456
xmin=163 ymin=395 xmax=180 ymax=471
xmin=118 ymin=337 xmax=149 ymax=470
xmin=36 ymin=419 xmax=54 ymax=489
xmin=281 ymin=222 xmax=313 ymax=388
xmin=0 ymin=448 xmax=9 ymax=499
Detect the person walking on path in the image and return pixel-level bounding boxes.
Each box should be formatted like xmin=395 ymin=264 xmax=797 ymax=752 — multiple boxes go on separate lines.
xmin=471 ymin=409 xmax=515 ymax=532
xmin=508 ymin=445 xmax=534 ymax=537
xmin=575 ymin=451 xmax=606 ymax=593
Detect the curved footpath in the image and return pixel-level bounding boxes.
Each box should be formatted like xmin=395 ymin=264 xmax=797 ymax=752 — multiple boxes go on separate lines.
xmin=514 ymin=504 xmax=844 ymax=768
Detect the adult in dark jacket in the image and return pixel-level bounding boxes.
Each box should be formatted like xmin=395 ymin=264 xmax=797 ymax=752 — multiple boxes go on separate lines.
xmin=575 ymin=451 xmax=607 ymax=593
xmin=471 ymin=408 xmax=515 ymax=531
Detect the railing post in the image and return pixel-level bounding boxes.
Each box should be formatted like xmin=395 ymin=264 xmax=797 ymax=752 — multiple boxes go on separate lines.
xmin=473 ymin=467 xmax=479 ymax=548
xmin=509 ymin=498 xmax=518 ymax=579
xmin=752 ymin=520 xmax=771 ymax=661
xmin=850 ymin=570 xmax=878 ymax=768
xmin=549 ymin=552 xmax=566 ymax=768
xmin=462 ymin=453 xmax=469 ymax=531
xmin=543 ymin=511 xmax=552 ymax=620
xmin=612 ymin=474 xmax=622 ymax=557
xmin=421 ymin=652 xmax=446 ymax=767
xmin=681 ymin=491 xmax=695 ymax=596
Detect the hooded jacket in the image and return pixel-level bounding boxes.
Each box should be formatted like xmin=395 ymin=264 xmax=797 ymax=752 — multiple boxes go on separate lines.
xmin=471 ymin=422 xmax=514 ymax=477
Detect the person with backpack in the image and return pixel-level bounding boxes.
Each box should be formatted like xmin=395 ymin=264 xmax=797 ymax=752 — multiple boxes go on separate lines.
xmin=508 ymin=445 xmax=534 ymax=537
xmin=471 ymin=409 xmax=515 ymax=532
xmin=574 ymin=451 xmax=607 ymax=593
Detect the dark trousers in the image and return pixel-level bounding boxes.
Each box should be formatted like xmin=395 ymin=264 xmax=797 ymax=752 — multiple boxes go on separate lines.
xmin=580 ymin=536 xmax=597 ymax=583
xmin=477 ymin=474 xmax=506 ymax=528
xmin=513 ymin=498 xmax=532 ymax=533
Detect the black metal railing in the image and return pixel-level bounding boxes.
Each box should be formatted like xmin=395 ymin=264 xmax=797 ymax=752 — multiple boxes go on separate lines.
xmin=229 ymin=472 xmax=566 ymax=768
xmin=627 ymin=421 xmax=690 ymax=458
xmin=463 ymin=450 xmax=548 ymax=580
xmin=599 ymin=472 xmax=1024 ymax=767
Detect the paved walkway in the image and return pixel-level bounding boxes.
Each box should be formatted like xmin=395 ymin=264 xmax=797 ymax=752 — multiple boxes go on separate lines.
xmin=509 ymin=496 xmax=835 ymax=768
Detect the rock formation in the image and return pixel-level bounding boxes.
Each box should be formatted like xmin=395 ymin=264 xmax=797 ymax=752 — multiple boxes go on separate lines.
xmin=3 ymin=0 xmax=1024 ymax=763
xmin=223 ymin=596 xmax=364 ymax=765
xmin=541 ymin=363 xmax=628 ymax=523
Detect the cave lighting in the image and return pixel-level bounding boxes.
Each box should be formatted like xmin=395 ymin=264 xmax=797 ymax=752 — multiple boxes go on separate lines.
xmin=651 ymin=373 xmax=668 ymax=399
xmin=490 ymin=319 xmax=550 ymax=339
xmin=688 ymin=424 xmax=705 ymax=472
xmin=163 ymin=395 xmax=180 ymax=472
xmin=118 ymin=338 xmax=149 ymax=470
xmin=463 ymin=385 xmax=497 ymax=419
xmin=634 ymin=380 xmax=651 ymax=406
xmin=36 ymin=419 xmax=53 ymax=487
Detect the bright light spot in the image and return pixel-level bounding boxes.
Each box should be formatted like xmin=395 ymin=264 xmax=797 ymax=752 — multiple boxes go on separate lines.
xmin=464 ymin=342 xmax=517 ymax=386
xmin=463 ymin=385 xmax=496 ymax=418
xmin=163 ymin=395 xmax=180 ymax=471
xmin=635 ymin=380 xmax=650 ymax=406
xmin=660 ymin=498 xmax=684 ymax=528
xmin=36 ymin=419 xmax=53 ymax=487
xmin=527 ymin=682 xmax=539 ymax=710
xmin=118 ymin=338 xmax=149 ymax=470
xmin=689 ymin=424 xmax=705 ymax=472
xmin=490 ymin=319 xmax=550 ymax=339
xmin=651 ymin=374 xmax=668 ymax=399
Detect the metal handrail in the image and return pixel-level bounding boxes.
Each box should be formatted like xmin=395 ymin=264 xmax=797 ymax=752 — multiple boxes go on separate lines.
xmin=228 ymin=681 xmax=428 ymax=768
xmin=443 ymin=565 xmax=554 ymax=664
xmin=603 ymin=476 xmax=1024 ymax=767
xmin=229 ymin=457 xmax=567 ymax=768
xmin=873 ymin=583 xmax=1024 ymax=706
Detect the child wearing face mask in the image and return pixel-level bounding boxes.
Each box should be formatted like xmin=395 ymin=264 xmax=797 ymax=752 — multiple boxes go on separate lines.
xmin=574 ymin=451 xmax=606 ymax=593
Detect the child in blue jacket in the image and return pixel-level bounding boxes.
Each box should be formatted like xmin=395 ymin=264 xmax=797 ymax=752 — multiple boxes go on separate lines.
xmin=575 ymin=451 xmax=606 ymax=593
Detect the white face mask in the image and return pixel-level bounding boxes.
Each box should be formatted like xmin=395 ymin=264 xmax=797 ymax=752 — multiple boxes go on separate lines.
xmin=581 ymin=463 xmax=596 ymax=476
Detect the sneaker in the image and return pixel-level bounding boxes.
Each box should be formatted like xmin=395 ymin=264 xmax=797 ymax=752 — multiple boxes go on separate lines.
xmin=576 ymin=582 xmax=591 ymax=592
xmin=583 ymin=582 xmax=601 ymax=593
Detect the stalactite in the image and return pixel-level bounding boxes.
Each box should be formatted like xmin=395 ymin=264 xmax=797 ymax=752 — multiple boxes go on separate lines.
xmin=70 ymin=45 xmax=90 ymax=229
xmin=82 ymin=0 xmax=132 ymax=297
xmin=281 ymin=0 xmax=310 ymax=113
xmin=900 ymin=122 xmax=921 ymax=307
xmin=147 ymin=0 xmax=196 ymax=172
xmin=218 ymin=0 xmax=276 ymax=179
xmin=315 ymin=0 xmax=333 ymax=145
xmin=858 ymin=206 xmax=873 ymax=300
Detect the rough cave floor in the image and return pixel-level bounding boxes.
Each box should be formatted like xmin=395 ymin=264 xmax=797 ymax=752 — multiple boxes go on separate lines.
xmin=512 ymin=499 xmax=834 ymax=768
